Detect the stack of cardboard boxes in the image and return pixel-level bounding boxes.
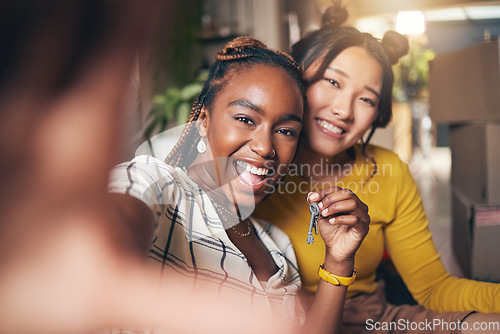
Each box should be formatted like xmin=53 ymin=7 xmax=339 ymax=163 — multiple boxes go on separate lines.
xmin=429 ymin=39 xmax=500 ymax=283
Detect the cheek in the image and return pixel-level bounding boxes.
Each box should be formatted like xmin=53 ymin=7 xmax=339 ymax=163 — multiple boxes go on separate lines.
xmin=356 ymin=109 xmax=378 ymax=131
xmin=347 ymin=110 xmax=377 ymax=144
xmin=284 ymin=141 xmax=299 ymax=162
xmin=304 ymin=113 xmax=321 ymax=142
xmin=275 ymin=141 xmax=298 ymax=170
xmin=207 ymin=122 xmax=240 ymax=154
xmin=305 ymin=86 xmax=325 ymax=114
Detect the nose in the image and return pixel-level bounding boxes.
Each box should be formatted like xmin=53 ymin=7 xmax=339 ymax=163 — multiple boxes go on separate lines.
xmin=248 ymin=126 xmax=275 ymax=158
xmin=331 ymin=94 xmax=354 ymax=122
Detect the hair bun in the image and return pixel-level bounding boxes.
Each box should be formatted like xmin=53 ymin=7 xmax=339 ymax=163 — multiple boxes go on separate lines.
xmin=381 ymin=31 xmax=409 ymax=65
xmin=216 ymin=36 xmax=267 ymax=61
xmin=321 ymin=4 xmax=348 ymax=28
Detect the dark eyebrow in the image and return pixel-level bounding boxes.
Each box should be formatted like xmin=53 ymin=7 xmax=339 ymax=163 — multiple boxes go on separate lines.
xmin=366 ymin=87 xmax=381 ymax=100
xmin=328 ymin=66 xmax=381 ymax=100
xmin=228 ymin=99 xmax=302 ymax=124
xmin=329 ymin=67 xmax=349 ymax=78
xmin=282 ymin=114 xmax=302 ymax=124
xmin=228 ymin=100 xmax=264 ymax=114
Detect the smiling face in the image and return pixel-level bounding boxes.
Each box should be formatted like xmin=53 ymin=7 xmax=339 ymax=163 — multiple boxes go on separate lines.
xmin=301 ymin=46 xmax=383 ymax=158
xmin=196 ymin=64 xmax=303 ymax=208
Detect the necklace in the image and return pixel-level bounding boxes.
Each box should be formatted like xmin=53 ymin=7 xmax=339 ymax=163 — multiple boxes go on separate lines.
xmin=181 ymin=166 xmax=251 ymax=237
xmin=211 ymin=200 xmax=252 ymax=237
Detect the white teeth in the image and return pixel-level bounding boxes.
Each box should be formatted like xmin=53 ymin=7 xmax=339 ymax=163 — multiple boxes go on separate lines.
xmin=257 ymin=167 xmax=268 ymax=176
xmin=235 ymin=160 xmax=269 ymax=176
xmin=319 ymin=120 xmax=343 ymax=134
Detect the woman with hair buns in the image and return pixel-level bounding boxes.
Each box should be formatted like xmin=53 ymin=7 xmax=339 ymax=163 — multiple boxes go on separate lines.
xmin=109 ymin=36 xmax=369 ymax=334
xmin=255 ymin=2 xmax=500 ymax=334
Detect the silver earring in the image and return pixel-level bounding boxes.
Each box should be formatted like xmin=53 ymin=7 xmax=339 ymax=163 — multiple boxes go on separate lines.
xmin=197 ymin=137 xmax=207 ymax=153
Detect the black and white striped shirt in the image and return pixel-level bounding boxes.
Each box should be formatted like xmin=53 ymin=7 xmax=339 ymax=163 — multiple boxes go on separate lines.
xmin=108 ymin=155 xmax=302 ymax=320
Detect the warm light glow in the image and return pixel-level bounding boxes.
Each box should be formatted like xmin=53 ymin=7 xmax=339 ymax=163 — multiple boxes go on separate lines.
xmin=424 ymin=8 xmax=467 ymax=22
xmin=356 ymin=17 xmax=391 ymax=39
xmin=396 ymin=11 xmax=426 ymax=35
xmin=465 ymin=6 xmax=500 ymax=20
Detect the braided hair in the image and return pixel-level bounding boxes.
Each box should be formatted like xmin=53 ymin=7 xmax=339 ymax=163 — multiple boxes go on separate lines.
xmin=165 ymin=36 xmax=305 ymax=168
xmin=292 ymin=1 xmax=408 ymax=147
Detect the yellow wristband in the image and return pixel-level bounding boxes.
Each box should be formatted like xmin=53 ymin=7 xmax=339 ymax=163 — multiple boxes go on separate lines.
xmin=318 ymin=264 xmax=356 ymax=286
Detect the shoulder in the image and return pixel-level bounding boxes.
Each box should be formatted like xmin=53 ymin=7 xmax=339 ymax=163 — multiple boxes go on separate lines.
xmin=113 ymin=155 xmax=175 ymax=175
xmin=360 ymin=144 xmax=404 ymax=166
xmin=108 ymin=155 xmax=189 ymax=205
xmin=360 ymin=144 xmax=420 ymax=199
xmin=356 ymin=144 xmax=409 ymax=177
xmin=110 ymin=155 xmax=187 ymax=184
xmin=352 ymin=144 xmax=415 ymax=198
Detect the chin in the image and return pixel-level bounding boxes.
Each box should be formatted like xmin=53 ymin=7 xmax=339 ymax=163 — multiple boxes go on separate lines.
xmin=310 ymin=138 xmax=343 ymax=157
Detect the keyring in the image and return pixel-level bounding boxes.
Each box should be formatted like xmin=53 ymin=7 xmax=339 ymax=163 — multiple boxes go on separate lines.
xmin=307 ymin=192 xmax=313 ymax=205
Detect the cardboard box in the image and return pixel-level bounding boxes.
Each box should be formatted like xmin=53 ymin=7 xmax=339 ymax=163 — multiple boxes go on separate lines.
xmin=429 ymin=38 xmax=500 ymax=123
xmin=449 ymin=123 xmax=500 ymax=203
xmin=452 ymin=188 xmax=500 ymax=282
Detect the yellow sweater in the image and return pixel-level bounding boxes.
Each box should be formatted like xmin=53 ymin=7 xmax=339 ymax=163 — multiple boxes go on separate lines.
xmin=255 ymin=144 xmax=499 ymax=313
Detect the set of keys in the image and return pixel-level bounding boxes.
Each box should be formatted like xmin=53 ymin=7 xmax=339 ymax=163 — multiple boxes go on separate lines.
xmin=307 ymin=199 xmax=320 ymax=245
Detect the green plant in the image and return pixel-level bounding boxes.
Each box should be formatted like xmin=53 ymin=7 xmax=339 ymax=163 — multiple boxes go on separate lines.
xmin=144 ymin=69 xmax=208 ymax=140
xmin=393 ymin=44 xmax=435 ymax=102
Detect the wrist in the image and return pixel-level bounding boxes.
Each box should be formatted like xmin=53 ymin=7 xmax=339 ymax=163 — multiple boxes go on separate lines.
xmin=318 ymin=264 xmax=356 ymax=286
xmin=323 ymin=255 xmax=355 ymax=277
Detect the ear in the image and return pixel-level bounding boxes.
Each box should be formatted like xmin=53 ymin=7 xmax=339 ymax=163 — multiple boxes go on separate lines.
xmin=198 ymin=107 xmax=209 ymax=137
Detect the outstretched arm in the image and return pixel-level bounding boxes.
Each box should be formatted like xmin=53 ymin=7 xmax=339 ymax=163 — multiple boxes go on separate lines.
xmin=0 ymin=1 xmax=293 ymax=333
xmin=302 ymin=187 xmax=370 ymax=334
xmin=108 ymin=193 xmax=155 ymax=254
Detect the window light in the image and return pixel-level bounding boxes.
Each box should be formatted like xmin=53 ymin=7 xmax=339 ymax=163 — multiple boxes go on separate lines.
xmin=465 ymin=6 xmax=500 ymax=20
xmin=424 ymin=8 xmax=467 ymax=22
xmin=396 ymin=11 xmax=426 ymax=35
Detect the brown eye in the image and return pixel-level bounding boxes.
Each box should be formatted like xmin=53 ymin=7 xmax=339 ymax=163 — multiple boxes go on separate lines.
xmin=276 ymin=128 xmax=297 ymax=137
xmin=324 ymin=78 xmax=340 ymax=88
xmin=360 ymin=97 xmax=376 ymax=107
xmin=234 ymin=116 xmax=255 ymax=126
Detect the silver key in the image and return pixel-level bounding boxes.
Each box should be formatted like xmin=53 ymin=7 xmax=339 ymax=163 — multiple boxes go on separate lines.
xmin=307 ymin=202 xmax=320 ymax=244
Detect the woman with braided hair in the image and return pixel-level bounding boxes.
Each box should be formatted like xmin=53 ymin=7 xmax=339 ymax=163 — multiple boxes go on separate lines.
xmin=109 ymin=36 xmax=369 ymax=334
xmin=255 ymin=2 xmax=500 ymax=333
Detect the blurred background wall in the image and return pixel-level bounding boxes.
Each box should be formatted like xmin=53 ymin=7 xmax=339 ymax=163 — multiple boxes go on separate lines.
xmin=144 ymin=0 xmax=500 ymax=153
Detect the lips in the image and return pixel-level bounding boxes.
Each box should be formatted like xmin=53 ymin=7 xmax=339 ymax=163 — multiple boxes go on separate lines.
xmin=316 ymin=118 xmax=346 ymax=137
xmin=234 ymin=160 xmax=270 ymax=186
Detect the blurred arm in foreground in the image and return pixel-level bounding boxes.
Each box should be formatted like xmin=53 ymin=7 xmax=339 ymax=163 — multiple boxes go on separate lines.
xmin=0 ymin=1 xmax=289 ymax=334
